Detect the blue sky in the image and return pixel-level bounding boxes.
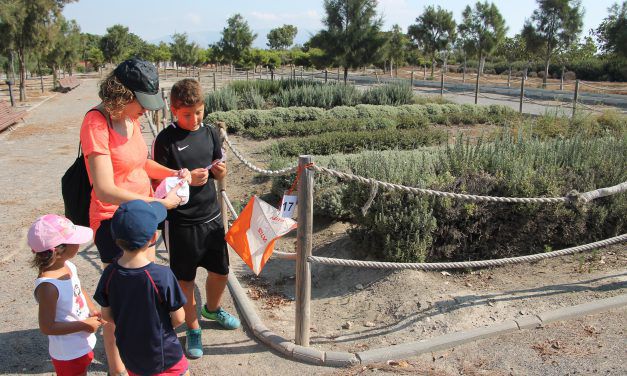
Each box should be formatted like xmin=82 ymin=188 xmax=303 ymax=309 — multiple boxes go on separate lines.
xmin=63 ymin=0 xmax=617 ymax=47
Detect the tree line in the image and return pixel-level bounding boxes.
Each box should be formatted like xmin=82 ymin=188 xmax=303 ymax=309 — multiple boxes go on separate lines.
xmin=1 ymin=0 xmax=626 ymax=101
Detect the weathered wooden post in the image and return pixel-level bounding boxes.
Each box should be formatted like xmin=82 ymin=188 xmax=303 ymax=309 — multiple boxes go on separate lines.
xmin=572 ymin=79 xmax=580 ymax=117
xmin=213 ymin=73 xmax=216 ymax=91
xmin=246 ymin=70 xmax=249 ymax=81
xmin=519 ymin=77 xmax=525 ymax=114
xmin=161 ymin=88 xmax=168 ymax=128
xmin=6 ymin=80 xmax=15 ymax=107
xmin=324 ymin=69 xmax=328 ymax=83
xmin=440 ymin=71 xmax=444 ymax=97
xmin=295 ymin=155 xmax=314 ymax=346
xmin=410 ymin=71 xmax=414 ymax=88
xmin=215 ymin=122 xmax=229 ymax=231
xmin=197 ymin=68 xmax=201 ymax=82
xmin=337 ymin=67 xmax=340 ymax=82
xmin=40 ymin=74 xmax=44 ymax=93
xmin=474 ymin=71 xmax=480 ymax=105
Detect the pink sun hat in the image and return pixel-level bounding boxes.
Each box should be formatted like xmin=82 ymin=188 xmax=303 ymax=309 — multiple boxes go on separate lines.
xmin=27 ymin=214 xmax=93 ymax=253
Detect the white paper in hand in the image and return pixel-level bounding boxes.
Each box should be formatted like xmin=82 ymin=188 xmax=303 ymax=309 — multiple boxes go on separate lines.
xmin=154 ymin=177 xmax=190 ymax=206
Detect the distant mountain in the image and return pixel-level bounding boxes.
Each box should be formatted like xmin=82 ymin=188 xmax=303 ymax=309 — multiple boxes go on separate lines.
xmin=149 ymin=29 xmax=315 ymax=49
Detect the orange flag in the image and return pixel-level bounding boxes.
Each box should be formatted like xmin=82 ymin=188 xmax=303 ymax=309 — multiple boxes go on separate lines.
xmin=225 ymin=196 xmax=297 ymax=275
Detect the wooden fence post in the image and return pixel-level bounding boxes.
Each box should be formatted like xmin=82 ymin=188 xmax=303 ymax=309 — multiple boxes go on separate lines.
xmin=410 ymin=71 xmax=414 ymax=88
xmin=324 ymin=69 xmax=328 ymax=83
xmin=474 ymin=71 xmax=480 ymax=105
xmin=213 ymin=73 xmax=216 ymax=91
xmin=215 ymin=122 xmax=229 ymax=231
xmin=519 ymin=77 xmax=525 ymax=114
xmin=440 ymin=72 xmax=444 ymax=97
xmin=295 ymin=155 xmax=314 ymax=347
xmin=572 ymin=79 xmax=580 ymax=117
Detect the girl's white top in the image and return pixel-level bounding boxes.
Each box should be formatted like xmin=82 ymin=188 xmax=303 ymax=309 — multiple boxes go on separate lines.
xmin=34 ymin=261 xmax=96 ymax=360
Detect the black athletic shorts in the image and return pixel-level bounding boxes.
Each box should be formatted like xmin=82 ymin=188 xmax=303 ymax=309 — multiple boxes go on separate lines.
xmin=163 ymin=215 xmax=229 ymax=281
xmin=95 ymin=218 xmax=158 ymax=264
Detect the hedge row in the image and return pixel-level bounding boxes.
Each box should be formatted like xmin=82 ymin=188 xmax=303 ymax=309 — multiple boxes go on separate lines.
xmin=267 ymin=128 xmax=448 ymax=157
xmin=205 ymin=103 xmax=519 ymax=133
xmin=270 ymin=135 xmax=627 ymax=263
xmin=242 ymin=118 xmax=398 ymax=139
xmin=204 ymin=81 xmax=414 ymax=113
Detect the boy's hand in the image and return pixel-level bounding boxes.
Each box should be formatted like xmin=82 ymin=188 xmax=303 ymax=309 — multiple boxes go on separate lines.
xmin=176 ymin=168 xmax=192 ymax=184
xmin=211 ymin=162 xmax=227 ymax=180
xmin=89 ymin=310 xmax=101 ymax=319
xmin=190 ymin=168 xmax=209 ymax=186
xmin=82 ymin=316 xmax=104 ymax=333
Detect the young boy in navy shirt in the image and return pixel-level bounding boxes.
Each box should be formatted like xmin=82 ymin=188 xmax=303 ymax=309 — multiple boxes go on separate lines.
xmin=153 ymin=78 xmax=240 ymax=359
xmin=94 ymin=200 xmax=189 ymax=376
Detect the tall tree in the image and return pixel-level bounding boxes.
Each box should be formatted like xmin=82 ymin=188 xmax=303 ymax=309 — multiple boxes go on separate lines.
xmin=522 ymin=0 xmax=583 ymax=85
xmin=170 ymin=33 xmax=200 ymax=70
xmin=311 ymin=0 xmax=385 ymax=83
xmin=0 ymin=0 xmax=75 ymax=100
xmin=595 ymin=1 xmax=627 ymax=58
xmin=408 ymin=6 xmax=456 ymax=78
xmin=267 ymin=24 xmax=298 ymax=50
xmin=458 ymin=1 xmax=507 ymax=76
xmin=387 ymin=25 xmax=409 ymax=76
xmin=215 ymin=14 xmax=256 ymax=66
xmin=100 ymin=24 xmax=131 ymax=64
xmin=495 ymin=35 xmax=528 ymax=82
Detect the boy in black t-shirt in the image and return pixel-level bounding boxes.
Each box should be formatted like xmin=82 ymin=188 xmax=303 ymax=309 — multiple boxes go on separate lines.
xmin=93 ymin=200 xmax=188 ymax=376
xmin=152 ymin=78 xmax=240 ymax=360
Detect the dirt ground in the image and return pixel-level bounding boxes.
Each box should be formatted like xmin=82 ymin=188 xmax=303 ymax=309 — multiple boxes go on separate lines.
xmin=0 ymin=78 xmax=624 ymax=376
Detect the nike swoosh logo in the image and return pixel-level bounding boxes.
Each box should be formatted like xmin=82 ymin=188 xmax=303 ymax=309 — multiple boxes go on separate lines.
xmin=177 ymin=145 xmax=189 ymax=151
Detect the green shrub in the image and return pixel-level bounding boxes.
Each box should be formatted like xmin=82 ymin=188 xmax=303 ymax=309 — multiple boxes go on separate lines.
xmin=243 ymin=118 xmax=396 ymax=139
xmin=269 ymin=134 xmax=626 ymax=262
xmin=238 ymin=89 xmax=265 ymax=109
xmin=361 ymin=83 xmax=414 ymax=105
xmin=204 ymin=89 xmax=238 ymax=115
xmin=268 ymin=128 xmax=448 ymax=157
xmin=205 ymin=103 xmax=519 ymax=134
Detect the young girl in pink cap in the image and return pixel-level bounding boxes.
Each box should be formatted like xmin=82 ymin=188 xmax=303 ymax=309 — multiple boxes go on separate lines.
xmin=29 ymin=214 xmax=103 ymax=376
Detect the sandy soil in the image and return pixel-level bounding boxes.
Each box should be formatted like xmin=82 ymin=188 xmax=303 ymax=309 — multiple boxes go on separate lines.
xmin=0 ymin=77 xmax=624 ymax=376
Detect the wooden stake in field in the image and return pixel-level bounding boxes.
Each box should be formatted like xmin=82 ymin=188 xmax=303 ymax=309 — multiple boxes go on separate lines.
xmin=572 ymin=79 xmax=580 ymax=117
xmin=474 ymin=71 xmax=480 ymax=105
xmin=295 ymin=155 xmax=314 ymax=347
xmin=440 ymin=72 xmax=444 ymax=97
xmin=519 ymin=77 xmax=525 ymax=114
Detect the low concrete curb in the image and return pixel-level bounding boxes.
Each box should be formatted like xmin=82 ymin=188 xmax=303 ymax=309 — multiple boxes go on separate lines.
xmin=227 ymin=274 xmax=627 ymax=367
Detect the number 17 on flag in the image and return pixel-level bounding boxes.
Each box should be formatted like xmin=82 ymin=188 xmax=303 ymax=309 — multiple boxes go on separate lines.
xmin=279 ymin=192 xmax=298 ymax=218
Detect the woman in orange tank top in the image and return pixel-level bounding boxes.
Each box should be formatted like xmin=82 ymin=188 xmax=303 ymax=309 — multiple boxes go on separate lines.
xmin=79 ymin=58 xmax=190 ymax=376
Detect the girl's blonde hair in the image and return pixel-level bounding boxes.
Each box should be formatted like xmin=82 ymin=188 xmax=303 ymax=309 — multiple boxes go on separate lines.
xmin=98 ymin=72 xmax=135 ymax=120
xmin=30 ymin=245 xmax=65 ymax=275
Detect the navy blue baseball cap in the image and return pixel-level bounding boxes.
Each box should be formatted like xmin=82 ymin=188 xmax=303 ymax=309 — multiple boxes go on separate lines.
xmin=114 ymin=58 xmax=165 ymax=110
xmin=111 ymin=200 xmax=167 ymax=249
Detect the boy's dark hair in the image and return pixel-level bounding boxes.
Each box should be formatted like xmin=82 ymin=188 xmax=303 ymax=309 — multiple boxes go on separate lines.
xmin=115 ymin=239 xmax=149 ymax=253
xmin=170 ymin=79 xmax=203 ymax=108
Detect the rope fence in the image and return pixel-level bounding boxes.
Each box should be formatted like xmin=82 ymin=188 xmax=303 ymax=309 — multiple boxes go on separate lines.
xmin=308 ymin=234 xmax=626 ymax=270
xmin=216 ymin=126 xmax=627 ymax=347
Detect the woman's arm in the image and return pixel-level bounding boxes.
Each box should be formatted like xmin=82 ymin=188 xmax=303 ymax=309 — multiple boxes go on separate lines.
xmin=145 ymin=159 xmax=177 ymax=180
xmin=36 ymin=283 xmax=102 ymax=335
xmin=88 ymin=154 xmax=182 ymax=209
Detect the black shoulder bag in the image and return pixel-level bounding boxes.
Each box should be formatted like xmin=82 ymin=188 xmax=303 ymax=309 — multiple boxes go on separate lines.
xmin=61 ymin=105 xmax=111 ymax=226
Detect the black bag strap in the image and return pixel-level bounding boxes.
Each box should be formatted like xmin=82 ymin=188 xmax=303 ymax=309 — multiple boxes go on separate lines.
xmin=78 ymin=103 xmax=112 ymax=158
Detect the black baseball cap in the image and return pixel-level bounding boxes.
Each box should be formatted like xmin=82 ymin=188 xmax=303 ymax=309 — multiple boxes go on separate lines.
xmin=114 ymin=58 xmax=165 ymax=110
